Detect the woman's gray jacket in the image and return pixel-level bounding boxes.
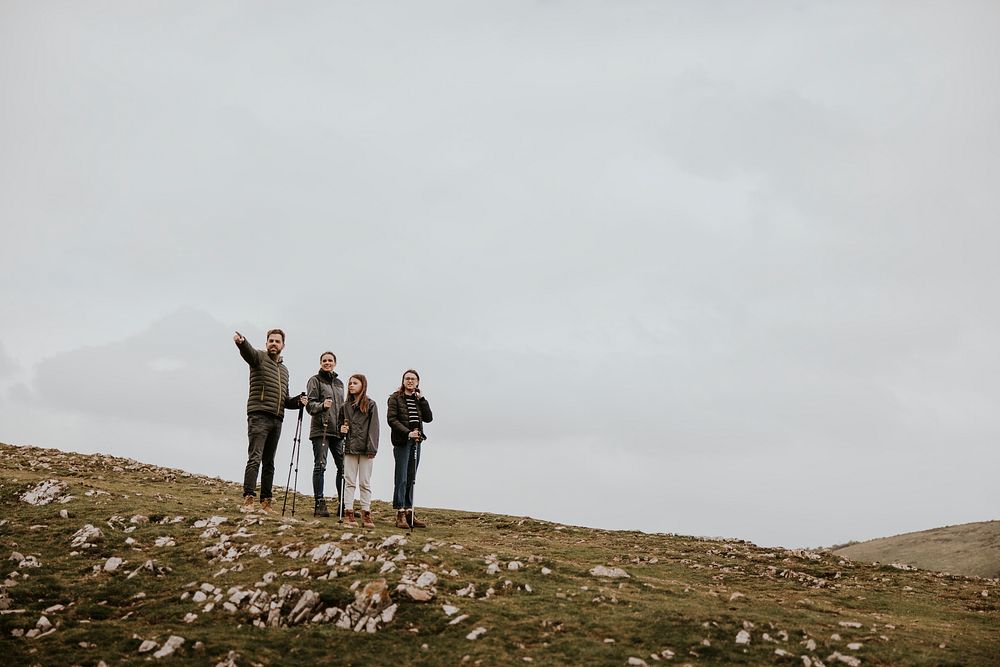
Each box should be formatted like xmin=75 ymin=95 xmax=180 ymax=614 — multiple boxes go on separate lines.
xmin=337 ymin=400 xmax=380 ymax=457
xmin=305 ymin=371 xmax=345 ymax=441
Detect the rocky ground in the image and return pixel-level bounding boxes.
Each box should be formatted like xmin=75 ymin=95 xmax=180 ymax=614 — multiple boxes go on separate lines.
xmin=2 ymin=442 xmax=998 ymax=666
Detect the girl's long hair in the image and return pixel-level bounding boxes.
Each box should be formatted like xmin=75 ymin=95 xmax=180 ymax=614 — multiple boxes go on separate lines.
xmin=348 ymin=374 xmax=372 ymax=414
xmin=397 ymin=368 xmax=420 ymax=393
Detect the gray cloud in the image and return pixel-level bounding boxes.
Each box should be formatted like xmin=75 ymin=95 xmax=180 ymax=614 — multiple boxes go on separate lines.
xmin=0 ymin=343 xmax=18 ymax=379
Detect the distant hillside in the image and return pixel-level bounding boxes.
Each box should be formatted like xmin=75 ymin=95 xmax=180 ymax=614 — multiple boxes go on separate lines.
xmin=2 ymin=442 xmax=999 ymax=666
xmin=831 ymin=521 xmax=1000 ymax=579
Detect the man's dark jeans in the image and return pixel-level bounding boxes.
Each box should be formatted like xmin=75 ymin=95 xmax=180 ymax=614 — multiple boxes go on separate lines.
xmin=392 ymin=440 xmax=421 ymax=509
xmin=244 ymin=413 xmax=283 ymax=499
xmin=312 ymin=436 xmax=344 ymax=504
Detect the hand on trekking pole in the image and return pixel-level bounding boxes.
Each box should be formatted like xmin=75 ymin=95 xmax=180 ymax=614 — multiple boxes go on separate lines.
xmin=408 ymin=429 xmax=421 ymax=440
xmin=340 ymin=420 xmax=349 ymax=435
xmin=322 ymin=398 xmax=333 ymax=409
xmin=233 ymin=331 xmax=245 ymax=344
xmin=299 ymin=394 xmax=308 ymax=406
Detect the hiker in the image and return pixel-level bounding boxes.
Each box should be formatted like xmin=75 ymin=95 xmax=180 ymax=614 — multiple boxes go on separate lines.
xmin=233 ymin=329 xmax=307 ymax=513
xmin=305 ymin=351 xmax=346 ymax=517
xmin=338 ymin=373 xmax=380 ymax=529
xmin=387 ymin=369 xmax=433 ymax=528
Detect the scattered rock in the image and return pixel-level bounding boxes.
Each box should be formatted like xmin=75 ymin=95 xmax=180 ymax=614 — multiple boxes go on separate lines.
xmin=153 ymin=635 xmax=185 ymax=659
xmin=20 ymin=479 xmax=69 ymax=505
xmin=104 ymin=557 xmax=124 ymax=573
xmin=138 ymin=639 xmax=158 ymax=653
xmin=736 ymin=630 xmax=750 ymax=645
xmin=398 ymin=585 xmax=434 ymax=602
xmin=70 ymin=524 xmax=103 ymax=548
xmin=466 ymin=626 xmax=487 ymax=640
xmin=828 ymin=652 xmax=861 ymax=667
xmin=589 ymin=565 xmax=629 ymax=578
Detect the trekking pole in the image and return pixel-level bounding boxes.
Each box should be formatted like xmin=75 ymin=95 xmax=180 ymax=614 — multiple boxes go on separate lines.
xmin=408 ymin=441 xmax=418 ymax=534
xmin=339 ymin=463 xmax=346 ymax=523
xmin=291 ymin=402 xmax=304 ymax=516
xmin=282 ymin=400 xmax=305 ymax=516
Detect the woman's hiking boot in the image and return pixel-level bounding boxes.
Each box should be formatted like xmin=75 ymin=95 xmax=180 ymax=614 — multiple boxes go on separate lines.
xmin=362 ymin=510 xmax=375 ymax=529
xmin=395 ymin=510 xmax=409 ymax=529
xmin=343 ymin=508 xmax=358 ymax=528
xmin=314 ymin=498 xmax=330 ymax=517
xmin=260 ymin=498 xmax=273 ymax=514
xmin=241 ymin=495 xmax=255 ymax=512
xmin=406 ymin=509 xmax=426 ymax=528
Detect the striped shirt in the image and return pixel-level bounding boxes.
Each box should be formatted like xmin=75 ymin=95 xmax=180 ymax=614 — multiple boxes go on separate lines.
xmin=404 ymin=395 xmax=421 ymax=429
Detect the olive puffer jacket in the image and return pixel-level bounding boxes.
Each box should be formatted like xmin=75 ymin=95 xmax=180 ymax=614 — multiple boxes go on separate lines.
xmin=337 ymin=400 xmax=380 ymax=456
xmin=386 ymin=391 xmax=433 ymax=447
xmin=237 ymin=338 xmax=300 ymax=420
xmin=305 ymin=370 xmax=345 ymax=440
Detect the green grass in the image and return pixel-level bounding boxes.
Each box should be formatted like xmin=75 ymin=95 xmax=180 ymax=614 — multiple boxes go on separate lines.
xmin=2 ymin=442 xmax=998 ymax=666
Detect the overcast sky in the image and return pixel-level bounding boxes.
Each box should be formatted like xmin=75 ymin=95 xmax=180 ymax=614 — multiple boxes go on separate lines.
xmin=2 ymin=1 xmax=999 ymax=548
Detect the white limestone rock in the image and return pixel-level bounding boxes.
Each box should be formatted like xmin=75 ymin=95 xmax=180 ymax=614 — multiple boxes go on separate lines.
xmin=21 ymin=480 xmax=69 ymax=506
xmin=589 ymin=565 xmax=630 ymax=578
xmin=153 ymin=635 xmax=185 ymax=659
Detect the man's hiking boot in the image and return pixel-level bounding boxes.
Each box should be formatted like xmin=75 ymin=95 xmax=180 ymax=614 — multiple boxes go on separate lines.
xmin=314 ymin=499 xmax=330 ymax=517
xmin=343 ymin=508 xmax=359 ymax=528
xmin=260 ymin=498 xmax=273 ymax=514
xmin=395 ymin=510 xmax=409 ymax=529
xmin=362 ymin=510 xmax=375 ymax=529
xmin=241 ymin=495 xmax=255 ymax=512
xmin=406 ymin=509 xmax=426 ymax=528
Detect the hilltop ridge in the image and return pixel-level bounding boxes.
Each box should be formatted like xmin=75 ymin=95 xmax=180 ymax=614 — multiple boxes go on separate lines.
xmin=1 ymin=442 xmax=998 ymax=666
xmin=832 ymin=521 xmax=1000 ymax=579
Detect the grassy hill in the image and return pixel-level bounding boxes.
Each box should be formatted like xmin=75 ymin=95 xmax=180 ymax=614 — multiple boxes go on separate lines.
xmin=2 ymin=442 xmax=998 ymax=666
xmin=831 ymin=521 xmax=1000 ymax=580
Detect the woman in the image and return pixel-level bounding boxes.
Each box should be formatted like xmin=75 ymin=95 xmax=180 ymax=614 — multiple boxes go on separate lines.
xmin=338 ymin=373 xmax=379 ymax=529
xmin=387 ymin=369 xmax=433 ymax=529
xmin=305 ymin=351 xmax=345 ymax=517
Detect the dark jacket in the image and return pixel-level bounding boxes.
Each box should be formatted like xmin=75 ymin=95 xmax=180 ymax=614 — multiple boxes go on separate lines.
xmin=305 ymin=370 xmax=345 ymax=440
xmin=237 ymin=338 xmax=299 ymax=420
xmin=338 ymin=400 xmax=380 ymax=456
xmin=386 ymin=391 xmax=433 ymax=447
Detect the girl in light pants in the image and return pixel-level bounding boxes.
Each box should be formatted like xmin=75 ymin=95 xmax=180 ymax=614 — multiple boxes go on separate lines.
xmin=338 ymin=373 xmax=379 ymax=529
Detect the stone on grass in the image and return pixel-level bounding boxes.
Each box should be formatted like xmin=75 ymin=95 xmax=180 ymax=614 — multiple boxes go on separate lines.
xmin=828 ymin=652 xmax=861 ymax=667
xmin=20 ymin=479 xmax=69 ymax=505
xmin=138 ymin=639 xmax=158 ymax=653
xmin=153 ymin=635 xmax=185 ymax=659
xmin=589 ymin=565 xmax=629 ymax=578
xmin=415 ymin=571 xmax=438 ymax=589
xmin=70 ymin=524 xmax=103 ymax=548
xmin=466 ymin=626 xmax=487 ymax=640
xmin=736 ymin=630 xmax=751 ymax=645
xmin=398 ymin=585 xmax=434 ymax=601
xmin=104 ymin=557 xmax=124 ymax=573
